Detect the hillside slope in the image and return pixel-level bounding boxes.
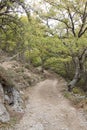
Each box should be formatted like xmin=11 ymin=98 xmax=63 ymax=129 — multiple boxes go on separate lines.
xmin=0 ymin=60 xmax=43 ymax=128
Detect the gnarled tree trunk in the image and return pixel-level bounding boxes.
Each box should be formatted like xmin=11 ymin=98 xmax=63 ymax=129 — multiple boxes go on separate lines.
xmin=68 ymin=48 xmax=87 ymax=91
xmin=68 ymin=57 xmax=81 ymax=91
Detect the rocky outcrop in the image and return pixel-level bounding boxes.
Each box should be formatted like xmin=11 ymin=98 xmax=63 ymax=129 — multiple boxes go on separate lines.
xmin=0 ymin=84 xmax=24 ymax=123
xmin=0 ymin=61 xmax=42 ymax=124
xmin=0 ymin=65 xmax=24 ymax=123
xmin=12 ymin=88 xmax=24 ymax=113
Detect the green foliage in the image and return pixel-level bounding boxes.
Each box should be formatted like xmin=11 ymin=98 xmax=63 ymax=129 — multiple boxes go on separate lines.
xmin=72 ymin=87 xmax=84 ymax=95
xmin=0 ymin=0 xmax=87 ymax=91
xmin=64 ymin=92 xmax=71 ymax=99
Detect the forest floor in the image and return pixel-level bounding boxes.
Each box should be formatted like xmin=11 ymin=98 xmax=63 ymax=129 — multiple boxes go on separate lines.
xmin=13 ymin=72 xmax=87 ymax=130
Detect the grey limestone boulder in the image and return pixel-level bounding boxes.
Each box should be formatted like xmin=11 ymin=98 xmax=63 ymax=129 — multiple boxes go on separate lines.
xmin=12 ymin=88 xmax=24 ymax=113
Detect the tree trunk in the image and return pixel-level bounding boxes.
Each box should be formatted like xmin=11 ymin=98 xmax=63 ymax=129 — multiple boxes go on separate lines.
xmin=68 ymin=57 xmax=81 ymax=91
xmin=68 ymin=49 xmax=87 ymax=91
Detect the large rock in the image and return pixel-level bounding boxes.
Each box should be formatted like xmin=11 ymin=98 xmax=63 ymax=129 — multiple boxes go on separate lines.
xmin=12 ymin=88 xmax=24 ymax=113
xmin=0 ymin=84 xmax=4 ymax=103
xmin=0 ymin=103 xmax=10 ymax=123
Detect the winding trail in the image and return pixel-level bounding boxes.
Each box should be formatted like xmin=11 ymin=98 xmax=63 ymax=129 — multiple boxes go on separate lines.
xmin=15 ymin=76 xmax=87 ymax=130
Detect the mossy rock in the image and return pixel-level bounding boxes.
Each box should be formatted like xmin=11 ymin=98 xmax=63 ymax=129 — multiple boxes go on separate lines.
xmin=72 ymin=87 xmax=84 ymax=95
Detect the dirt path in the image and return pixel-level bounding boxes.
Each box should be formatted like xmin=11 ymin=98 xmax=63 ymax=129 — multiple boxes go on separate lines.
xmin=14 ymin=77 xmax=87 ymax=130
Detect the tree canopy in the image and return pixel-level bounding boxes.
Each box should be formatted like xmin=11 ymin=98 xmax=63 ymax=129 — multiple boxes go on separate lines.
xmin=0 ymin=0 xmax=87 ymax=91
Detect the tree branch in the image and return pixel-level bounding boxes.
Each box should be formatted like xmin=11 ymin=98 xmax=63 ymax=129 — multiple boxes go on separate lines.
xmin=78 ymin=2 xmax=87 ymax=37
xmin=67 ymin=7 xmax=76 ymax=37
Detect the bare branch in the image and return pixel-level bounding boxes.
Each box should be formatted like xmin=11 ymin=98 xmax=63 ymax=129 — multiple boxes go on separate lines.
xmin=67 ymin=7 xmax=76 ymax=37
xmin=78 ymin=2 xmax=87 ymax=37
